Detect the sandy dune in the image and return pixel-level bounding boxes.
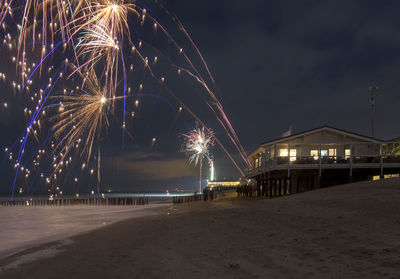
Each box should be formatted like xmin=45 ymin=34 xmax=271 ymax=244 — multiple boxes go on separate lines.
xmin=1 ymin=178 xmax=400 ymax=278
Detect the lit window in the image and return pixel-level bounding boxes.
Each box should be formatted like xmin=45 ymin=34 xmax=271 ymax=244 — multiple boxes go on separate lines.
xmin=290 ymin=149 xmax=297 ymax=162
xmin=345 ymin=149 xmax=351 ymax=160
xmin=384 ymin=174 xmax=400 ymax=179
xmin=279 ymin=149 xmax=288 ymax=157
xmin=329 ymin=149 xmax=336 ymax=157
xmin=310 ymin=150 xmax=319 ymax=160
xmin=321 ymin=150 xmax=328 ymax=157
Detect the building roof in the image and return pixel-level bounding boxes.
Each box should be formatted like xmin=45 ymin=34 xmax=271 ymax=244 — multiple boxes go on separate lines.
xmin=262 ymin=126 xmax=384 ymax=145
xmin=248 ymin=126 xmax=385 ymax=159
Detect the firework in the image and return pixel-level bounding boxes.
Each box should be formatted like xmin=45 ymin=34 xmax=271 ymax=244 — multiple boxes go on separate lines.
xmin=0 ymin=1 xmax=12 ymax=25
xmin=209 ymin=160 xmax=214 ymax=181
xmin=72 ymin=21 xmax=121 ymax=83
xmin=182 ymin=125 xmax=215 ymax=193
xmin=1 ymin=0 xmax=250 ymax=199
xmin=49 ymin=71 xmax=127 ymax=191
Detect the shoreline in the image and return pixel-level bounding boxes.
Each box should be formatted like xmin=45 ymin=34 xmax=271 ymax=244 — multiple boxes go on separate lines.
xmin=0 ymin=204 xmax=169 ymax=261
xmin=1 ymin=179 xmax=400 ymax=278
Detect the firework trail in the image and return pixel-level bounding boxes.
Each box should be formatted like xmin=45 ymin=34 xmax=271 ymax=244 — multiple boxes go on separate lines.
xmin=0 ymin=0 xmax=249 ymax=198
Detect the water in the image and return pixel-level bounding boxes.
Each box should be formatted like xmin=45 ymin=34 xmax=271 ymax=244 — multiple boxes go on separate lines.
xmin=0 ymin=204 xmax=168 ymax=260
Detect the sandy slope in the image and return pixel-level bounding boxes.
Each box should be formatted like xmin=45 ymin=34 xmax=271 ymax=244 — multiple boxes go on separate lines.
xmin=1 ymin=178 xmax=400 ymax=278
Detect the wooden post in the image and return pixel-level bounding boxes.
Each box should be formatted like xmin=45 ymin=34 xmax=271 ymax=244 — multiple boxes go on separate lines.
xmin=271 ymin=179 xmax=275 ymax=197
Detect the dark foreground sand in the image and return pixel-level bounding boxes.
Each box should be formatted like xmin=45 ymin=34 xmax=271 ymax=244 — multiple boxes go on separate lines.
xmin=1 ymin=178 xmax=400 ymax=279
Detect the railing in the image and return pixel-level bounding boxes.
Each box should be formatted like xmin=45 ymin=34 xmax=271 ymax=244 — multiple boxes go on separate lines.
xmin=383 ymin=156 xmax=400 ymax=163
xmin=295 ymin=156 xmax=320 ymax=164
xmin=353 ymin=156 xmax=380 ymax=164
xmin=247 ymin=155 xmax=400 ymax=177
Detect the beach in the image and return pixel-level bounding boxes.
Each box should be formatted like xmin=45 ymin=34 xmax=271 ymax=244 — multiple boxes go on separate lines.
xmin=1 ymin=178 xmax=400 ymax=278
xmin=0 ymin=204 xmax=168 ymax=261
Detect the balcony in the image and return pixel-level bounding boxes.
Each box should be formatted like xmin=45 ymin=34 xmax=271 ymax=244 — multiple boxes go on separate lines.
xmin=383 ymin=156 xmax=400 ymax=163
xmin=247 ymin=155 xmax=400 ymax=177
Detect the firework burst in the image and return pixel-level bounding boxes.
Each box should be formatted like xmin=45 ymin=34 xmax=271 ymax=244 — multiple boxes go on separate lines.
xmin=182 ymin=124 xmax=215 ymax=193
xmin=1 ymin=0 xmax=249 ymax=199
xmin=48 ymin=70 xmax=127 ymax=192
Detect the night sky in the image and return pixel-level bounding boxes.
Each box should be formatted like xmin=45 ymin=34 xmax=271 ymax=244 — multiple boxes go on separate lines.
xmin=1 ymin=0 xmax=400 ymax=194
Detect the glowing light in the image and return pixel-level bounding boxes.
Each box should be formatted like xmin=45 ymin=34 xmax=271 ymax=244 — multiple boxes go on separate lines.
xmin=210 ymin=160 xmax=215 ymax=181
xmin=182 ymin=125 xmax=215 ymax=192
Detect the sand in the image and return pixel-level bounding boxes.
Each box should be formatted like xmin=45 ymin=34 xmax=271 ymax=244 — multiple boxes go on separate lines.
xmin=1 ymin=178 xmax=400 ymax=278
xmin=0 ymin=204 xmax=167 ymax=261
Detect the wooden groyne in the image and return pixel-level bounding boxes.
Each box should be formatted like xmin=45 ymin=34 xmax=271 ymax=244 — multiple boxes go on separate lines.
xmin=172 ymin=191 xmax=236 ymax=204
xmin=172 ymin=194 xmax=203 ymax=204
xmin=0 ymin=197 xmax=149 ymax=207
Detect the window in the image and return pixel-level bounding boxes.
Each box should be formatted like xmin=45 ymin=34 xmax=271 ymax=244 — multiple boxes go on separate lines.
xmin=321 ymin=150 xmax=328 ymax=157
xmin=310 ymin=150 xmax=319 ymax=160
xmin=345 ymin=149 xmax=351 ymax=160
xmin=373 ymin=175 xmax=380 ymax=181
xmin=279 ymin=149 xmax=288 ymax=157
xmin=290 ymin=149 xmax=297 ymax=162
xmin=329 ymin=149 xmax=336 ymax=156
xmin=384 ymin=174 xmax=400 ymax=179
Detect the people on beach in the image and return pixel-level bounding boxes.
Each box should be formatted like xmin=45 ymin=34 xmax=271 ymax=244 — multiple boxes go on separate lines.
xmin=201 ymin=187 xmax=217 ymax=202
xmin=236 ymin=183 xmax=259 ymax=197
xmin=203 ymin=187 xmax=209 ymax=201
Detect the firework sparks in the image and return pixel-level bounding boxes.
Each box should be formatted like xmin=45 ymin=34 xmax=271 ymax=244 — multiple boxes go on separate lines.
xmin=183 ymin=126 xmax=214 ymax=166
xmin=1 ymin=0 xmax=249 ymax=199
xmin=49 ymin=71 xmax=125 ymax=190
xmin=182 ymin=125 xmax=215 ymax=193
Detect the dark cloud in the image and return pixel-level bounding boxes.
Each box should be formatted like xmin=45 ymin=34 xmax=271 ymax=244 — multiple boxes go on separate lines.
xmin=103 ymin=152 xmax=197 ymax=181
xmin=96 ymin=149 xmax=202 ymax=192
